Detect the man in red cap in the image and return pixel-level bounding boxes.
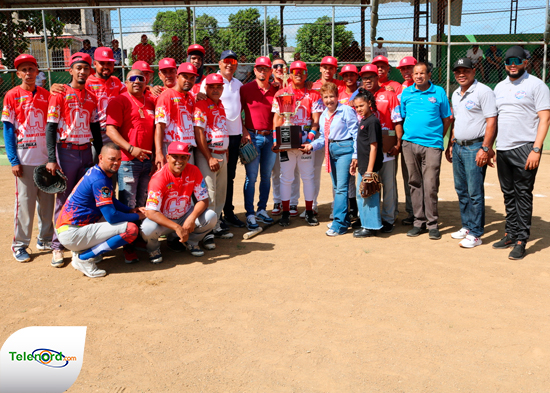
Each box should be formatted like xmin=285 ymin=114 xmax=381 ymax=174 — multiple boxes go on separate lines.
xmin=165 ymin=36 xmax=185 ymax=64
xmin=338 ymin=64 xmax=360 ymax=106
xmin=141 ymin=141 xmax=216 ymax=263
xmin=397 ymin=56 xmax=417 ymax=97
xmin=2 ymin=54 xmax=55 ymax=263
xmin=154 ymin=62 xmax=197 ymax=170
xmin=146 ymin=57 xmax=178 ymax=99
xmin=187 ymin=44 xmax=207 ymax=99
xmin=45 ymin=52 xmax=102 ymax=267
xmin=132 ymin=34 xmax=155 ymax=65
xmin=372 ymin=55 xmax=402 ymax=95
xmin=272 ymin=60 xmax=322 ymax=227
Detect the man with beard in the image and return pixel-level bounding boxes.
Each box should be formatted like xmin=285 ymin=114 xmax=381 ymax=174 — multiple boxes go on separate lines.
xmin=492 ymin=46 xmax=550 ymax=260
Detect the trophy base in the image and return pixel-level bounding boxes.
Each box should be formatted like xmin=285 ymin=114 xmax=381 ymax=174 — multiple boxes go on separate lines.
xmin=276 ymin=125 xmax=302 ymax=150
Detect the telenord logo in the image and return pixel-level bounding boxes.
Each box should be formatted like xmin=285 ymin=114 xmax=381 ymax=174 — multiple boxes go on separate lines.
xmin=0 ymin=326 xmax=87 ymax=393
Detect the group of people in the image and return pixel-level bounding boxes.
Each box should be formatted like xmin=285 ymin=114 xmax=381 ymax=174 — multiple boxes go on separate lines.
xmin=3 ymin=41 xmax=548 ymax=279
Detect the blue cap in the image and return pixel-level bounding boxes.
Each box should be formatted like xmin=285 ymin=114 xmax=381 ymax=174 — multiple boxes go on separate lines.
xmin=220 ymin=50 xmax=238 ymax=61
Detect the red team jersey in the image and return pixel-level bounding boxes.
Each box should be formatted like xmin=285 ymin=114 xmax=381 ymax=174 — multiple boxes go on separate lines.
xmin=145 ymin=164 xmax=209 ymax=220
xmin=47 ymin=86 xmax=99 ymax=145
xmin=338 ymin=89 xmax=356 ymax=107
xmin=272 ymin=86 xmax=322 ymax=127
xmin=154 ymin=89 xmax=196 ymax=146
xmin=373 ymin=87 xmax=402 ymax=130
xmin=311 ymin=78 xmax=346 ymax=92
xmin=85 ymin=75 xmax=126 ymax=137
xmin=1 ymin=86 xmax=50 ymax=166
xmin=380 ymin=79 xmax=403 ymax=96
xmin=193 ymin=98 xmax=229 ymax=151
xmin=190 ymin=75 xmax=206 ymax=100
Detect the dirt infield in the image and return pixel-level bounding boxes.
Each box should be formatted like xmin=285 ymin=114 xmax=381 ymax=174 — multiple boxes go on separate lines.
xmin=1 ymin=155 xmax=549 ymax=392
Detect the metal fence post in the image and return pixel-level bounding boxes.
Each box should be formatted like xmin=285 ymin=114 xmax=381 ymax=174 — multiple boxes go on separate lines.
xmin=543 ymin=0 xmax=549 ymax=82
xmin=264 ymin=6 xmax=267 ymax=56
xmin=118 ymin=7 xmax=125 ymax=81
xmin=331 ymin=6 xmax=335 ymax=57
xmin=41 ymin=10 xmax=52 ymax=87
xmin=193 ymin=7 xmax=196 ymax=44
xmin=446 ymin=0 xmax=451 ymax=96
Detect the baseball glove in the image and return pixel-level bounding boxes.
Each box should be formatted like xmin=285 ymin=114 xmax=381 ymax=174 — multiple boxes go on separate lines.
xmin=360 ymin=172 xmax=382 ymax=198
xmin=33 ymin=165 xmax=68 ymax=194
xmin=239 ymin=140 xmax=258 ymax=165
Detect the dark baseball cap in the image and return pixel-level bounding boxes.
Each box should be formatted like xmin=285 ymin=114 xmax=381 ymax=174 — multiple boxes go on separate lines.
xmin=505 ymin=45 xmax=526 ymax=61
xmin=452 ymin=57 xmax=474 ymax=71
xmin=220 ymin=50 xmax=238 ymax=61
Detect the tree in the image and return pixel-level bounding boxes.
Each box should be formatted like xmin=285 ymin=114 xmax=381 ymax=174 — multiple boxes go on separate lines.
xmin=152 ymin=9 xmax=193 ymax=61
xmin=296 ymin=16 xmax=354 ymax=62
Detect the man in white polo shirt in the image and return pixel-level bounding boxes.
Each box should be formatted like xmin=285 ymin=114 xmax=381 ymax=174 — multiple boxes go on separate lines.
xmin=493 ymin=46 xmax=550 ymax=260
xmin=445 ymin=57 xmax=497 ymax=249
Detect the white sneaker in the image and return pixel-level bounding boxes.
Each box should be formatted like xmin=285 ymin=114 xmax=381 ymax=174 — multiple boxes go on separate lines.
xmin=329 ymin=212 xmax=334 ymax=219
xmin=460 ymin=235 xmax=482 ymax=248
xmin=451 ymin=228 xmax=469 ymax=239
xmin=71 ymin=253 xmax=106 ymax=278
xmin=51 ymin=250 xmax=65 ymax=268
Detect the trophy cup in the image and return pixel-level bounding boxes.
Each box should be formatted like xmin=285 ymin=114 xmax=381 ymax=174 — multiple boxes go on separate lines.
xmin=275 ymin=67 xmax=303 ymax=150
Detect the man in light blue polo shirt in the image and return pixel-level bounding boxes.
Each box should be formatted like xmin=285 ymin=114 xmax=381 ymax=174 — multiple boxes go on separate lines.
xmin=400 ymin=62 xmax=452 ymax=240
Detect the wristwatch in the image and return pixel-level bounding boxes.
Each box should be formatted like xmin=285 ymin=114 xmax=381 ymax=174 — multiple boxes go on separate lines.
xmin=532 ymin=147 xmax=541 ymax=153
xmin=481 ymin=146 xmax=489 ymax=152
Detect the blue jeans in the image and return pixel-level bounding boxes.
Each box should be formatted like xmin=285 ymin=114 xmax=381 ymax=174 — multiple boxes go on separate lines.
xmin=452 ymin=141 xmax=486 ymax=237
xmin=329 ymin=139 xmax=353 ymax=234
xmin=244 ymin=132 xmax=277 ymax=217
xmin=356 ymin=172 xmax=383 ymax=230
xmin=118 ymin=159 xmax=152 ymax=209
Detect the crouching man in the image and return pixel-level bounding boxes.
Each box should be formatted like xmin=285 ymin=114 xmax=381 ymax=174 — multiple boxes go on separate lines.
xmin=141 ymin=141 xmax=217 ymax=263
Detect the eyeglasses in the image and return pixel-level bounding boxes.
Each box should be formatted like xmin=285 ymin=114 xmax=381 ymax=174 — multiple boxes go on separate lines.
xmin=222 ymin=58 xmax=238 ymax=65
xmin=272 ymin=64 xmax=285 ymax=70
xmin=127 ymin=75 xmax=145 ymax=82
xmin=505 ymin=57 xmax=523 ymax=66
xmin=256 ymin=66 xmax=271 ymax=72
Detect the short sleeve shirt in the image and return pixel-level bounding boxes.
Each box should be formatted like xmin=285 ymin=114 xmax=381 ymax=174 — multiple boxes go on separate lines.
xmin=272 ymin=86 xmax=322 ymax=128
xmin=466 ymin=48 xmax=484 ymax=65
xmin=452 ymin=80 xmax=497 ymax=141
xmin=132 ymin=44 xmax=155 ymax=63
xmin=357 ymin=114 xmax=384 ymax=175
xmin=338 ymin=90 xmax=355 ymax=107
xmin=494 ymin=72 xmax=550 ymax=150
xmin=46 ymin=86 xmax=99 ymax=145
xmin=240 ymin=81 xmax=277 ymax=130
xmin=193 ymin=98 xmax=229 ymax=150
xmin=2 ymin=86 xmax=50 ymax=166
xmin=56 ymin=165 xmax=114 ymax=228
xmin=380 ymin=80 xmax=403 ymax=96
xmin=106 ymin=92 xmax=156 ymax=161
xmin=85 ymin=75 xmax=126 ymax=133
xmin=155 ymin=89 xmax=196 ymax=146
xmin=374 ymin=87 xmax=402 ymax=130
xmin=398 ymin=80 xmax=415 ymax=102
xmin=145 ymin=163 xmax=209 ymax=220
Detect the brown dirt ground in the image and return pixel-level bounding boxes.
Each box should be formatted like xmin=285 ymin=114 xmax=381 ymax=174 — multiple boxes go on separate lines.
xmin=1 ymin=153 xmax=550 ymax=393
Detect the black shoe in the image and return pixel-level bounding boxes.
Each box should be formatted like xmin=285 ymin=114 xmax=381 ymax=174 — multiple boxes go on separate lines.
xmin=351 ymin=219 xmax=362 ymax=229
xmin=407 ymin=226 xmax=427 ymax=237
xmin=279 ymin=211 xmax=291 ymax=227
xmin=428 ymin=228 xmax=441 ymax=240
xmin=167 ymin=239 xmax=186 ymax=252
xmin=493 ymin=233 xmax=516 ymax=249
xmin=219 ymin=217 xmax=230 ymax=231
xmin=305 ymin=210 xmax=319 ymax=226
xmin=380 ymin=221 xmax=394 ymax=233
xmin=508 ymin=241 xmax=526 ymax=260
xmin=348 ymin=197 xmax=358 ymax=219
xmin=402 ymin=215 xmax=414 ymax=226
xmin=224 ymin=213 xmax=245 ymax=228
xmin=353 ymin=228 xmax=373 ymax=238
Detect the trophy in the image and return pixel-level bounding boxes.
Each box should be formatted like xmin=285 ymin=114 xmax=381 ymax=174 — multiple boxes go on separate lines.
xmin=275 ymin=66 xmax=303 ymax=150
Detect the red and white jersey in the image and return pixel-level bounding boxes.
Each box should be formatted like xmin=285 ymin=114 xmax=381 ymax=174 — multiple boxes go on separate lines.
xmin=46 ymin=86 xmax=98 ymax=145
xmin=155 ymin=89 xmax=196 ymax=146
xmin=374 ymin=88 xmax=402 ymax=130
xmin=190 ymin=75 xmax=206 ymax=100
xmin=338 ymin=89 xmax=356 ymax=107
xmin=311 ymin=78 xmax=346 ymax=92
xmin=272 ymin=86 xmax=322 ymax=127
xmin=1 ymin=86 xmax=50 ymax=166
xmin=85 ymin=75 xmax=126 ymax=134
xmin=145 ymin=163 xmax=209 ymax=220
xmin=380 ymin=79 xmax=403 ymax=96
xmin=193 ymin=98 xmax=229 ymax=151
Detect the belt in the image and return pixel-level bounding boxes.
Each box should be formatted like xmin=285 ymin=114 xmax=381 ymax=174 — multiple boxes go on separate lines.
xmin=209 ymin=148 xmax=227 ymax=154
xmin=454 ymin=136 xmax=484 ymax=146
xmin=59 ymin=142 xmax=91 ymax=150
xmin=248 ymin=129 xmax=272 ymax=136
xmin=329 ymin=138 xmax=353 ymax=144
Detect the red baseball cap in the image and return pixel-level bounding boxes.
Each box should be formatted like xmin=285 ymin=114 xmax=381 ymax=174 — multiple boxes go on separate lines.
xmin=159 ymin=58 xmax=177 ymax=70
xmin=359 ymin=64 xmax=378 ymax=75
xmin=70 ymin=52 xmax=93 ymax=66
xmin=172 ymin=35 xmax=179 ymax=42
xmin=255 ymin=56 xmax=272 ymax=67
xmin=132 ymin=61 xmax=153 ymax=73
xmin=289 ymin=60 xmax=307 ymax=72
xmin=397 ymin=56 xmax=418 ymax=69
xmin=339 ymin=64 xmax=359 ymax=76
xmin=372 ymin=55 xmax=389 ymax=65
xmin=177 ymin=62 xmax=198 ymax=76
xmin=14 ymin=54 xmax=38 ymax=69
xmin=94 ymin=47 xmax=115 ymax=62
xmin=320 ymin=56 xmax=338 ymax=67
xmin=167 ymin=141 xmax=192 ymax=156
xmin=187 ymin=44 xmax=205 ymax=56
xmin=205 ymin=73 xmax=224 ymax=85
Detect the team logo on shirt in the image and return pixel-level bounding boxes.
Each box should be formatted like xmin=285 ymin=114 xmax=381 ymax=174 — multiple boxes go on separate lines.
xmin=16 ymin=96 xmax=28 ymax=103
xmin=428 ymin=97 xmax=437 ymax=103
xmin=25 ymin=107 xmax=45 ymax=130
xmin=515 ymin=90 xmax=527 ymax=100
xmin=465 ymin=100 xmax=476 ymax=110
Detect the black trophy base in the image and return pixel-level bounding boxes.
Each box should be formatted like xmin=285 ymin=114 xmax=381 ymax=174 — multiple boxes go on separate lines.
xmin=276 ymin=125 xmax=302 ymax=150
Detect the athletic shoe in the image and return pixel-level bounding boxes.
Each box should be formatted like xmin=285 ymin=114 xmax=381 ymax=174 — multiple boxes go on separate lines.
xmin=148 ymin=249 xmax=163 ymax=264
xmin=326 ymin=229 xmax=340 ymax=237
xmin=459 ymin=235 xmax=482 ymax=248
xmin=428 ymin=228 xmax=441 ymax=240
xmin=451 ymin=228 xmax=469 ymax=239
xmin=123 ymin=247 xmax=139 ymax=264
xmin=36 ymin=240 xmax=52 ymax=251
xmin=380 ymin=221 xmax=394 ymax=233
xmin=353 ymin=228 xmax=373 ymax=238
xmin=329 ymin=212 xmax=334 ymax=219
xmin=214 ymin=227 xmax=234 ymax=239
xmin=402 ymin=215 xmax=414 ymax=226
xmin=167 ymin=239 xmax=186 ymax=253
xmin=184 ymin=242 xmax=205 ymax=257
xmin=256 ymin=210 xmax=274 ymax=224
xmin=202 ymin=233 xmax=216 ymax=250
xmin=219 ymin=217 xmax=230 ymax=231
xmin=492 ymin=233 xmax=516 ymax=249
xmin=289 ymin=205 xmax=299 ymax=217
xmin=13 ymin=247 xmax=31 ymax=263
xmin=279 ymin=211 xmax=291 ymax=227
xmin=407 ymin=226 xmax=427 ymax=237
xmin=71 ymin=253 xmax=106 ymax=277
xmin=305 ymin=210 xmax=319 ymax=226
xmin=327 ymin=222 xmax=332 ymax=229
xmin=51 ymin=249 xmax=65 ymax=268
xmin=246 ymin=215 xmax=259 ymax=230
xmin=299 ymin=208 xmax=318 ymax=218
xmin=508 ymin=241 xmax=526 ymax=260
xmin=272 ymin=203 xmax=282 ymax=216
xmin=224 ymin=214 xmax=245 ymax=228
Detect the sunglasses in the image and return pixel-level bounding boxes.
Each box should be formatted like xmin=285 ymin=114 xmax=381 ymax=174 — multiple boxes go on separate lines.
xmin=291 ymin=69 xmax=307 ymax=75
xmin=505 ymin=57 xmax=523 ymax=66
xmin=272 ymin=64 xmax=285 ymax=70
xmin=222 ymin=58 xmax=238 ymax=65
xmin=127 ymin=75 xmax=145 ymax=82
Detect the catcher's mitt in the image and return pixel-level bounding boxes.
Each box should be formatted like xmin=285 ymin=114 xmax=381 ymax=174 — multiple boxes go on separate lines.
xmin=33 ymin=165 xmax=68 ymax=194
xmin=360 ymin=172 xmax=382 ymax=198
xmin=239 ymin=140 xmax=258 ymax=165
